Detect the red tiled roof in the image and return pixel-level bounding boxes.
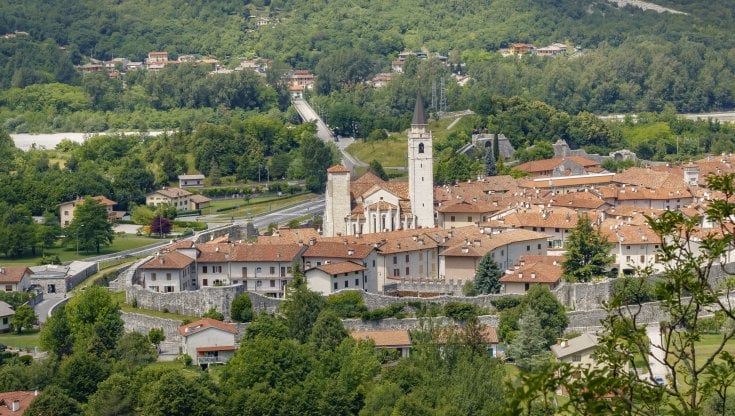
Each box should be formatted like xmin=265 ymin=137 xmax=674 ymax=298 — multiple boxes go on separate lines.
xmin=519 ymin=174 xmax=615 ymax=189
xmin=190 ymin=194 xmax=211 ymax=203
xmin=327 ymin=165 xmax=350 ymax=174
xmin=257 ymin=228 xmax=320 ymax=244
xmin=140 ymin=252 xmax=194 ymax=270
xmin=179 ymin=318 xmax=239 ymax=337
xmin=311 ymin=261 xmax=366 ymax=275
xmin=351 ymin=330 xmax=411 ymax=347
xmin=92 ymin=195 xmax=117 ymax=206
xmin=196 ymin=345 xmax=237 ymax=353
xmin=0 ymin=391 xmax=37 ymax=414
xmin=0 ymin=266 xmax=31 ymax=284
xmin=150 ymin=187 xmax=192 ymax=199
xmin=500 ymin=256 xmax=564 ymax=284
xmin=437 ymin=200 xmax=499 ymax=214
xmin=439 ymin=229 xmax=549 ymax=258
xmin=197 ymin=243 xmax=304 ymax=263
xmin=303 ymin=242 xmax=374 ymax=259
xmin=516 ymin=157 xmax=599 ymax=173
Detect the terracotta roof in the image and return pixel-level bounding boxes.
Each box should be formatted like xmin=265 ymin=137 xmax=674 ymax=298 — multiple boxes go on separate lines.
xmin=165 ymin=240 xmax=196 ymax=251
xmin=150 ymin=187 xmax=192 ymax=199
xmin=519 ymin=174 xmax=615 ymax=189
xmin=303 ymin=242 xmax=374 ymax=259
xmin=327 ymin=165 xmax=350 ymax=174
xmin=140 ymin=252 xmax=194 ymax=270
xmin=0 ymin=391 xmax=37 ymax=414
xmin=433 ymin=326 xmax=499 ymax=344
xmin=257 ymin=228 xmax=320 ymax=244
xmin=500 ymin=256 xmax=564 ymax=284
xmin=378 ymin=234 xmax=438 ymax=254
xmin=197 ymin=243 xmax=303 ymax=263
xmin=604 ymin=206 xmax=665 ymax=219
xmin=190 ymin=194 xmax=211 ymax=203
xmin=366 ymin=200 xmax=397 ymax=210
xmin=353 ymin=171 xmax=385 ymax=184
xmin=196 ymin=345 xmax=236 ymax=353
xmin=92 ymin=195 xmax=117 ymax=206
xmin=549 ymin=192 xmax=607 ymax=210
xmin=440 ymin=229 xmax=550 ymax=258
xmin=614 ymin=187 xmax=692 ymax=201
xmin=600 ymin=221 xmax=662 ymax=244
xmin=613 ymin=167 xmax=684 ymax=189
xmin=0 ymin=266 xmax=31 ymax=284
xmin=311 ymin=261 xmax=366 ymax=275
xmin=437 ymin=200 xmax=499 ymax=214
xmin=351 ymin=330 xmax=411 ymax=347
xmin=179 ymin=318 xmax=239 ymax=337
xmin=501 ymin=207 xmax=598 ymax=229
xmin=515 ymin=157 xmax=599 ymax=174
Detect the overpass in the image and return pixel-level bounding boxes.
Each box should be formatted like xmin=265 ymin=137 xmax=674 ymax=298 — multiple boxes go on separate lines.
xmin=291 ymin=98 xmax=366 ymax=172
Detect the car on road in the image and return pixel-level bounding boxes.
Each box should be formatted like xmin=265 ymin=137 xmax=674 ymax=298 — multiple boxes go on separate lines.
xmin=653 ymin=375 xmax=666 ymax=386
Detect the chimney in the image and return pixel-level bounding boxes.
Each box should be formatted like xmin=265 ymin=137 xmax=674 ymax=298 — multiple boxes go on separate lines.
xmin=12 ymin=400 xmax=19 ymax=412
xmin=347 ymin=249 xmax=355 ymax=256
xmin=531 ymin=273 xmax=536 ymax=279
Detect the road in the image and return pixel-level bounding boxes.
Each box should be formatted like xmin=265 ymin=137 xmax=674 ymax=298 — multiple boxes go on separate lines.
xmin=34 ymin=294 xmax=66 ymax=323
xmin=599 ymin=111 xmax=735 ymax=123
xmin=291 ymin=99 xmax=367 ymax=171
xmin=643 ymin=323 xmax=671 ymax=383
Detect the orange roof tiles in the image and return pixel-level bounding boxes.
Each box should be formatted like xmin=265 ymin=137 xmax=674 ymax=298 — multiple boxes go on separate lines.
xmin=516 ymin=157 xmax=599 ymax=174
xmin=179 ymin=318 xmax=239 ymax=337
xmin=0 ymin=391 xmax=38 ymax=414
xmin=312 ymin=261 xmax=366 ymax=275
xmin=549 ymin=192 xmax=607 ymax=210
xmin=0 ymin=266 xmax=31 ymax=284
xmin=92 ymin=195 xmax=117 ymax=206
xmin=500 ymin=256 xmax=564 ymax=284
xmin=327 ymin=165 xmax=350 ymax=174
xmin=196 ymin=243 xmax=303 ymax=263
xmin=140 ymin=252 xmax=194 ymax=270
xmin=612 ymin=167 xmax=684 ymax=189
xmin=351 ymin=330 xmax=411 ymax=347
xmin=303 ymin=241 xmax=374 ymax=259
xmin=436 ymin=200 xmax=501 ymax=214
xmin=501 ymin=207 xmax=598 ymax=229
xmin=439 ymin=229 xmax=549 ymax=258
xmin=600 ymin=221 xmax=662 ymax=244
xmin=257 ymin=228 xmax=320 ymax=245
xmin=152 ymin=187 xmax=192 ymax=198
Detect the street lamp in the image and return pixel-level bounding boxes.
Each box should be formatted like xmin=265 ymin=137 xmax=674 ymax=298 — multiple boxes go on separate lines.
xmin=76 ymin=224 xmax=85 ymax=255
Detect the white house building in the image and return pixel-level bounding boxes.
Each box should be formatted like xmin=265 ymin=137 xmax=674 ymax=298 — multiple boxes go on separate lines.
xmin=179 ymin=318 xmax=239 ymax=366
xmin=305 ymin=262 xmax=367 ymax=295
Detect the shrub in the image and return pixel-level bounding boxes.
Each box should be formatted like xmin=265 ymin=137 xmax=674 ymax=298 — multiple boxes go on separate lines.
xmin=231 ymin=294 xmax=254 ymax=323
xmin=444 ymin=302 xmax=478 ymax=321
xmin=491 ymin=296 xmax=523 ymax=311
xmin=326 ymin=291 xmax=367 ymax=318
xmin=203 ymin=307 xmax=224 ymax=321
xmin=612 ymin=276 xmax=655 ymax=305
xmin=178 ymin=354 xmax=192 ymax=366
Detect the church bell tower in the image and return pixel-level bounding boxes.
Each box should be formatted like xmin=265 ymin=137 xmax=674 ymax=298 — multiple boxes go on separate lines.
xmin=408 ymin=93 xmax=435 ymax=228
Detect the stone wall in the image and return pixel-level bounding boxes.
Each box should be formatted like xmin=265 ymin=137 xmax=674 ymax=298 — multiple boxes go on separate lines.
xmin=194 ymin=224 xmax=242 ymax=244
xmin=122 ymin=312 xmax=184 ymax=344
xmin=126 ymin=284 xmax=245 ymax=319
xmin=247 ymin=292 xmax=283 ymax=314
xmin=342 ymin=315 xmax=500 ymax=331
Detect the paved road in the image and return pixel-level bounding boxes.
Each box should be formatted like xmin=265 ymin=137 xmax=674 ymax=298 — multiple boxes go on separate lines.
xmin=246 ymin=196 xmax=325 ymax=229
xmin=599 ymin=111 xmax=735 ymax=123
xmin=643 ymin=323 xmax=671 ymax=383
xmin=291 ymin=99 xmax=367 ymax=171
xmin=34 ymin=294 xmax=65 ymax=323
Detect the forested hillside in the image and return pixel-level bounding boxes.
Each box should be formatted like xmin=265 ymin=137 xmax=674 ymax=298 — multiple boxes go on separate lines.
xmin=1 ymin=0 xmax=735 ymax=114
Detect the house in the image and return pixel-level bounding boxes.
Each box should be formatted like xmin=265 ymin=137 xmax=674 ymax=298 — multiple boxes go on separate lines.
xmin=145 ymin=187 xmax=192 ymax=211
xmin=518 ymin=173 xmax=615 ymax=193
xmin=551 ymin=333 xmax=610 ymax=395
xmin=351 ymin=329 xmax=411 ymax=358
xmin=179 ymin=318 xmax=239 ymax=366
xmin=0 ymin=266 xmax=32 ymax=292
xmin=436 ymin=200 xmax=500 ymax=229
xmin=178 ymin=174 xmax=205 ymax=188
xmin=0 ymin=391 xmax=38 ymax=414
xmin=433 ymin=326 xmax=504 ymax=358
xmin=189 ymin=194 xmax=212 ymax=211
xmin=498 ymin=207 xmax=600 ymax=249
xmin=288 ymin=70 xmax=315 ymax=89
xmin=305 ymin=261 xmax=367 ymax=295
xmin=536 ymin=43 xmax=567 ymax=57
xmin=0 ymin=301 xmax=15 ymax=332
xmin=509 ymin=43 xmax=536 ymax=55
xmin=59 ymin=195 xmax=117 ymax=227
xmin=288 ymin=84 xmax=304 ymax=99
xmin=147 ymin=51 xmax=168 ymax=64
xmin=29 ymin=261 xmax=96 ymax=295
xmin=139 ymin=252 xmax=196 ymax=293
xmin=515 ymin=156 xmax=601 ymax=177
xmin=368 ymin=73 xmax=393 ymax=88
xmin=302 ymin=241 xmax=378 ymax=291
xmin=499 ymin=255 xmax=564 ymax=294
xmin=600 ymin=220 xmax=663 ymax=275
xmin=391 ymin=60 xmax=405 ymax=73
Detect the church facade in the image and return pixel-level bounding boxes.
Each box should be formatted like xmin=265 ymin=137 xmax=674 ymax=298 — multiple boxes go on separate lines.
xmin=323 ymin=94 xmax=435 ymax=237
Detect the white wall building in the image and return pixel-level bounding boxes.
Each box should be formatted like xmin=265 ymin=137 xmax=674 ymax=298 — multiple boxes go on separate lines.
xmin=179 ymin=318 xmax=239 ymax=366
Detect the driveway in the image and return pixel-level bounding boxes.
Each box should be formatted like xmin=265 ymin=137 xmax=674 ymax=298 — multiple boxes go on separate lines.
xmin=34 ymin=294 xmax=66 ymax=323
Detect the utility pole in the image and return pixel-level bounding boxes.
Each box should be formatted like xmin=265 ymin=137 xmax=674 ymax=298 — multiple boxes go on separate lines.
xmin=440 ymin=77 xmax=447 ymax=113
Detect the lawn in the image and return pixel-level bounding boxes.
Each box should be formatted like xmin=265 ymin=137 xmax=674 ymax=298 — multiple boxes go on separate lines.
xmin=346 ymin=136 xmax=408 ymax=168
xmin=211 ymin=192 xmax=317 ymax=219
xmin=0 ymin=235 xmax=162 ymax=266
xmin=0 ymin=329 xmax=41 ymax=350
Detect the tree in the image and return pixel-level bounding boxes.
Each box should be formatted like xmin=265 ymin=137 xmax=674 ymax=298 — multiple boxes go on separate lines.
xmin=474 ymin=252 xmax=502 ymax=294
xmin=562 ymin=214 xmax=613 ymax=282
xmin=485 ymin=145 xmax=497 ymax=177
xmin=368 ymin=159 xmax=389 ymax=181
xmin=130 ymin=204 xmax=155 ymax=225
xmin=40 ymin=308 xmax=73 ymax=358
xmin=505 ymin=309 xmax=550 ymax=371
xmin=281 ymin=262 xmax=326 ymax=343
xmin=64 ymin=197 xmax=114 ymax=254
xmin=203 ymin=308 xmax=224 ymax=321
xmin=25 ymin=386 xmax=83 ymax=416
xmin=300 ymin=136 xmax=335 ymax=193
xmin=10 ymin=304 xmax=37 ymax=334
xmin=149 ymin=215 xmax=172 ymax=237
xmin=85 ymin=373 xmax=136 ymax=416
xmin=230 ymin=294 xmax=254 ymax=323
xmin=308 ymin=310 xmax=347 ymax=351
xmin=148 ymin=327 xmax=166 ymax=350
xmin=115 ymin=332 xmax=158 ymax=370
xmin=523 ymin=285 xmax=569 ymax=347
xmin=139 ymin=371 xmax=217 ymax=416
xmin=56 ymin=352 xmax=110 ymax=402
xmin=64 ymin=286 xmax=124 ymax=354
xmin=506 ymin=174 xmax=735 ymax=415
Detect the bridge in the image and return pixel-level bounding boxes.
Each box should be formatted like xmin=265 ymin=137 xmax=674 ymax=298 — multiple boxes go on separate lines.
xmin=291 ymin=98 xmax=366 ymax=172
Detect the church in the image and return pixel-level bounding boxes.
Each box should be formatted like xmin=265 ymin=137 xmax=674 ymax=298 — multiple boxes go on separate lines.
xmin=323 ymin=94 xmax=435 ymax=237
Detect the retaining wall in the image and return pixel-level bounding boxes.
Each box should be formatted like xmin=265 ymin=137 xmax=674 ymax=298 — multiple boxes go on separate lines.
xmin=126 ymin=284 xmax=244 ymax=320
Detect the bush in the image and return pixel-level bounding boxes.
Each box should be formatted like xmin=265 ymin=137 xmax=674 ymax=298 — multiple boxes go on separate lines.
xmin=491 ymin=296 xmax=523 ymax=311
xmin=0 ymin=292 xmax=36 ymax=309
xmin=203 ymin=307 xmax=224 ymax=321
xmin=698 ymin=312 xmax=726 ymax=334
xmin=231 ymin=294 xmax=254 ymax=323
xmin=326 ymin=291 xmax=367 ymax=318
xmin=171 ymin=220 xmax=207 ymax=231
xmin=178 ymin=354 xmax=192 ymax=366
xmin=612 ymin=276 xmax=655 ymax=305
xmin=444 ymin=302 xmax=478 ymax=321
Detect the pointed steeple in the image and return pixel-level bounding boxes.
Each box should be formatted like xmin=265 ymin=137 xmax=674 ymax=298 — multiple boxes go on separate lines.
xmin=412 ymin=92 xmax=427 ymax=126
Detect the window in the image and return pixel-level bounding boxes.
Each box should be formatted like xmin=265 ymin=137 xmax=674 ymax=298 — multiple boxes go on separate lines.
xmin=393 ymin=269 xmax=400 ymax=277
xmin=540 ymin=227 xmax=545 ymax=232
xmin=418 ymin=143 xmax=425 ymax=153
xmin=334 ymin=282 xmax=338 ymax=290
xmin=280 ymin=267 xmax=286 ymax=277
xmin=405 ymin=267 xmax=410 ymax=275
xmin=2 ymin=318 xmax=6 ymax=325
xmin=287 ymin=266 xmax=292 ymax=273
xmin=555 ymin=228 xmax=560 ymax=232
xmin=524 ymin=283 xmax=530 ymax=291
xmin=151 ymin=273 xmax=157 ymax=281
xmin=202 ymin=279 xmax=208 ymax=286
xmin=626 ymin=256 xmax=631 ymax=263
xmin=166 ymin=273 xmax=171 ymax=280
xmin=256 ymin=267 xmax=262 ymax=273
xmin=372 ymin=260 xmax=376 ymax=267
xmin=364 ymin=276 xmax=367 ymax=283
xmin=572 ymin=354 xmax=582 ymax=362
xmin=405 ymin=255 xmax=410 ymax=262
xmin=537 ymin=244 xmax=541 ymax=250
xmin=202 ymin=266 xmax=208 ymax=274
xmin=626 ymin=245 xmax=631 ymax=250
xmin=393 ymin=256 xmax=397 ymax=265
xmin=355 ymin=278 xmax=360 ymax=286
xmin=216 ymin=266 xmax=222 ymax=273
xmin=450 ymin=216 xmax=455 ymax=222
xmin=344 ymin=281 xmax=349 ymax=288
xmin=640 ymin=255 xmax=645 ymax=263
xmin=270 ymin=266 xmax=275 ymax=274
xmin=165 ymin=286 xmax=174 ymax=293
xmin=270 ymin=280 xmax=275 ymax=287
xmin=532 ymin=227 xmax=537 ymax=231
xmin=526 ymin=245 xmax=530 ymax=251
xmin=242 ymin=267 xmax=248 ymax=277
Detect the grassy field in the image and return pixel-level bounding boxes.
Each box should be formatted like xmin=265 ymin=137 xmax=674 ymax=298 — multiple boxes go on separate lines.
xmin=0 ymin=235 xmax=161 ymax=266
xmin=211 ymin=192 xmax=316 ymax=219
xmin=0 ymin=330 xmax=41 ymax=350
xmin=346 ymin=136 xmax=408 ymax=168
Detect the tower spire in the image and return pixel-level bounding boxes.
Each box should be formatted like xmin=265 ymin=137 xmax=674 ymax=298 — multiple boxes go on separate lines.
xmin=412 ymin=92 xmax=427 ymax=126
